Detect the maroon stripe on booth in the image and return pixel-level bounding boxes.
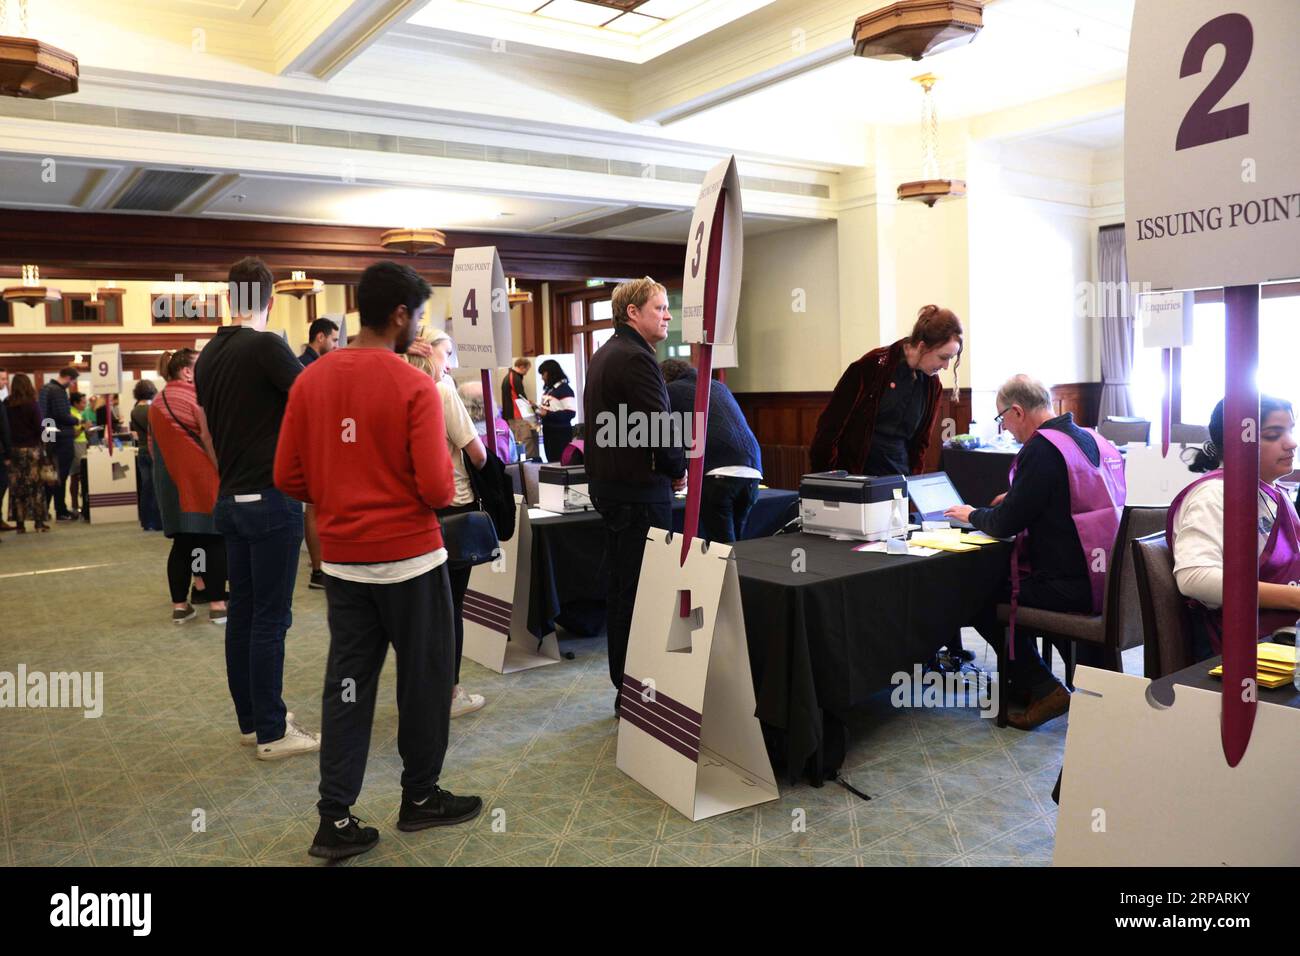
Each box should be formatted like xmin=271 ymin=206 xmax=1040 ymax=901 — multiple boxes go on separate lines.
xmin=619 ymin=674 xmax=701 ymax=762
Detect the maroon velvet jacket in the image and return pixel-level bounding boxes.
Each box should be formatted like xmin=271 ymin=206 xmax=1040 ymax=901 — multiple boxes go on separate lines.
xmin=809 ymin=339 xmax=942 ymax=475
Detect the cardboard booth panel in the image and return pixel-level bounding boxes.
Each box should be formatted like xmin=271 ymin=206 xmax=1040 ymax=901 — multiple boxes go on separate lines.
xmin=616 ymin=528 xmax=777 ymax=820
xmin=461 ymin=496 xmax=560 ymax=674
xmin=86 ymin=445 xmax=139 ymax=524
xmin=1054 ymin=666 xmax=1300 ymax=866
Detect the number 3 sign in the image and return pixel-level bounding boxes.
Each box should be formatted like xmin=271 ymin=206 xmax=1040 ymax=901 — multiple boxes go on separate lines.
xmin=449 ymin=246 xmax=511 ymax=370
xmin=1125 ymin=0 xmax=1300 ymax=292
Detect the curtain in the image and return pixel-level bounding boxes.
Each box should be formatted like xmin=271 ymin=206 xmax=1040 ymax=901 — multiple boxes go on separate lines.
xmin=1097 ymin=225 xmax=1134 ymax=419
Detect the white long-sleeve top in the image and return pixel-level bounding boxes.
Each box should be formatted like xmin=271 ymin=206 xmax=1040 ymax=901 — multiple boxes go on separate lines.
xmin=1171 ymin=477 xmax=1278 ymax=607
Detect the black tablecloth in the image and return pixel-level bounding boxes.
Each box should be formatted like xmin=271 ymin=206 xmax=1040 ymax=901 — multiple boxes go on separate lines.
xmin=732 ymin=532 xmax=1012 ymax=782
xmin=525 ymin=489 xmax=799 ymax=639
xmin=941 ymin=446 xmax=1019 ymax=507
xmin=1148 ymin=650 xmax=1299 ymax=710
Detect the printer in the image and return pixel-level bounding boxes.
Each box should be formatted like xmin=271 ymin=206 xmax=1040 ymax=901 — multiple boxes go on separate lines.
xmin=538 ymin=464 xmax=591 ymax=513
xmin=799 ymin=471 xmax=908 ymax=540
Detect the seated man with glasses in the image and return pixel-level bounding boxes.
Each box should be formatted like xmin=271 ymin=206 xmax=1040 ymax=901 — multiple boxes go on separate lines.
xmin=944 ymin=374 xmax=1126 ymax=730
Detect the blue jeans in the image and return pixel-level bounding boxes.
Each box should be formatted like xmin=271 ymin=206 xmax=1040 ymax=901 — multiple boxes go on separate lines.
xmin=215 ymin=488 xmax=304 ymax=743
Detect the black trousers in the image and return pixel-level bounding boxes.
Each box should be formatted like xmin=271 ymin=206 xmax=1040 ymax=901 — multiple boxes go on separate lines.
xmin=447 ymin=563 xmax=472 ymax=685
xmin=699 ymin=475 xmax=759 ymax=543
xmin=971 ymin=575 xmax=1102 ymax=701
xmin=594 ymin=497 xmax=673 ymax=692
xmin=167 ymin=532 xmax=228 ymax=604
xmin=318 ymin=563 xmax=455 ymax=820
xmin=542 ymin=424 xmax=573 ymax=463
xmin=45 ymin=441 xmax=73 ymax=517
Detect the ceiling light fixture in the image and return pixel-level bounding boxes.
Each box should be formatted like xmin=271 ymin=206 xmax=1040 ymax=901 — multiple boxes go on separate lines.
xmin=507 ymin=277 xmax=532 ymax=305
xmin=0 ymin=0 xmax=78 ymax=98
xmin=273 ymin=270 xmax=324 ymax=299
xmin=896 ymin=73 xmax=965 ymax=207
xmin=852 ymin=0 xmax=982 ymax=61
xmin=380 ymin=227 xmax=447 ymax=255
xmin=2 ymin=263 xmax=60 ymax=306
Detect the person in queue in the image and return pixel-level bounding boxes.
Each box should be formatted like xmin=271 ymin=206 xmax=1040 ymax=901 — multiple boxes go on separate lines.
xmin=38 ymin=366 xmax=80 ymax=522
xmin=501 ymin=357 xmax=538 ymax=460
xmin=275 ymin=260 xmax=482 ymax=861
xmin=945 ymin=374 xmax=1126 ymax=730
xmin=131 ymin=379 xmax=163 ymax=532
xmin=4 ymin=374 xmax=47 ymax=533
xmin=1169 ymin=396 xmax=1300 ymax=660
xmin=150 ymin=349 xmax=228 ymax=625
xmin=406 ymin=328 xmax=490 ymax=719
xmin=68 ymin=391 xmax=93 ymax=518
xmin=298 ymin=316 xmax=339 ymax=591
xmin=810 ymin=304 xmax=963 ymax=477
xmin=661 ymin=358 xmax=762 ymax=543
xmin=584 ymin=276 xmax=686 ymax=714
xmin=195 ymin=256 xmax=319 ymax=761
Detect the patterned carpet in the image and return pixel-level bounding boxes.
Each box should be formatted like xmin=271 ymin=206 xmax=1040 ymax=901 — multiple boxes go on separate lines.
xmin=0 ymin=520 xmax=1136 ymax=866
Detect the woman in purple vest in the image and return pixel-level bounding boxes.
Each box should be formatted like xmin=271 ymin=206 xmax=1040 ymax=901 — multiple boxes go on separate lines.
xmin=946 ymin=375 xmax=1126 ymax=730
xmin=1169 ymin=395 xmax=1300 ymax=661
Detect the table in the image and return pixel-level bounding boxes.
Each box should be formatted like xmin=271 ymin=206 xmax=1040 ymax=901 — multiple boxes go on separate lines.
xmin=1149 ymin=650 xmax=1299 ymax=710
xmin=525 ymin=489 xmax=799 ymax=639
xmin=732 ymin=532 xmax=1012 ymax=783
xmin=940 ymin=445 xmax=1018 ymax=507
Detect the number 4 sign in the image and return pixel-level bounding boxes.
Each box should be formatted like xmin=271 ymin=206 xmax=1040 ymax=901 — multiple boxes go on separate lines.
xmin=1125 ymin=0 xmax=1300 ymax=292
xmin=448 ymin=246 xmax=510 ymax=370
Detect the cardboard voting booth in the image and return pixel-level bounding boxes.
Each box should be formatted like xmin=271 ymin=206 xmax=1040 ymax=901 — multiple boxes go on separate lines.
xmin=1125 ymin=0 xmax=1300 ymax=764
xmin=1054 ymin=666 xmax=1300 ymax=865
xmin=86 ymin=445 xmax=138 ymax=524
xmin=616 ymin=155 xmax=776 ymax=818
xmin=616 ymin=529 xmax=778 ymax=820
xmin=461 ymin=495 xmax=561 ymax=674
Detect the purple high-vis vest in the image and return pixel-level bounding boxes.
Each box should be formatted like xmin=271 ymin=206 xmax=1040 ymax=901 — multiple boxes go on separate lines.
xmin=1008 ymin=427 xmax=1126 ymax=655
xmin=1167 ymin=471 xmax=1300 ymax=650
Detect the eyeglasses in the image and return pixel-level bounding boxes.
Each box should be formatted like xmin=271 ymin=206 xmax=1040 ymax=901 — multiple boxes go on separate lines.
xmin=994 ymin=407 xmax=1012 ymax=425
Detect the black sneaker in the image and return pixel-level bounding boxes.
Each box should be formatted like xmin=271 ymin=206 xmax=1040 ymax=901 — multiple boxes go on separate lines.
xmin=308 ymin=815 xmax=379 ymax=860
xmin=397 ymin=786 xmax=483 ymax=831
xmin=56 ymin=513 xmax=76 ymax=522
xmin=309 ymin=570 xmax=326 ymax=590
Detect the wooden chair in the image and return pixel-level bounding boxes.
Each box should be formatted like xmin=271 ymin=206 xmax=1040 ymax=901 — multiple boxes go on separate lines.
xmin=993 ymin=504 xmax=1168 ymax=726
xmin=1131 ymin=531 xmax=1197 ymax=679
xmin=1099 ymin=416 xmax=1152 ymax=446
xmin=520 ymin=461 xmax=542 ymax=508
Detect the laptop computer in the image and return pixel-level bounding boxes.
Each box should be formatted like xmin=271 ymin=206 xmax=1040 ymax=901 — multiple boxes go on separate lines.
xmin=907 ymin=472 xmax=975 ymax=530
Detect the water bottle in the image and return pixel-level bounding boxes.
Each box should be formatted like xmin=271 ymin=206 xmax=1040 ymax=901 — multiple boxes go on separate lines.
xmin=1294 ymin=618 xmax=1300 ymax=692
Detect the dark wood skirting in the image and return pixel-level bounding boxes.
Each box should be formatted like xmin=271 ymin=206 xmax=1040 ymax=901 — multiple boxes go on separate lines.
xmin=0 ymin=209 xmax=686 ymax=284
xmin=734 ymin=387 xmax=974 ymax=489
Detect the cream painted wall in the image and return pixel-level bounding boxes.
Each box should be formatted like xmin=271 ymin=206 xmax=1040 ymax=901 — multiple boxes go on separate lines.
xmin=0 ymin=279 xmax=225 ymax=334
xmin=730 ymin=220 xmax=840 ymax=394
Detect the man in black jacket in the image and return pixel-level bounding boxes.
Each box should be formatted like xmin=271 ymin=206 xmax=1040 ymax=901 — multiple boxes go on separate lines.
xmin=584 ymin=277 xmax=686 ymax=709
xmin=38 ymin=367 xmax=80 ymax=520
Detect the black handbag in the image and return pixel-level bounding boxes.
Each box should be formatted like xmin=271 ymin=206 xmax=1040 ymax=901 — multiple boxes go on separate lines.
xmin=439 ymin=509 xmax=498 ymax=568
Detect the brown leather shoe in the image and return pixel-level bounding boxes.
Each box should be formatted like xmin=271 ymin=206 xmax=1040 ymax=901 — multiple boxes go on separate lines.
xmin=1007 ymin=684 xmax=1070 ymax=731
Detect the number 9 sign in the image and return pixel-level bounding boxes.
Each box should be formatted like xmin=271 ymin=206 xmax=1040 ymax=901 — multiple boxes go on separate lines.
xmin=90 ymin=343 xmax=122 ymax=396
xmin=1124 ymin=0 xmax=1300 ymax=292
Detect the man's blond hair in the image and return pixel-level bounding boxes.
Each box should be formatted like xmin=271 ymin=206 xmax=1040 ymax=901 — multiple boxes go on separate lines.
xmin=611 ymin=276 xmax=666 ymax=325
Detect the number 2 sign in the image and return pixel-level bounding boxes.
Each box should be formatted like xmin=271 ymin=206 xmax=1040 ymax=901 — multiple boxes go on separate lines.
xmin=448 ymin=246 xmax=511 ymax=370
xmin=1125 ymin=0 xmax=1300 ymax=292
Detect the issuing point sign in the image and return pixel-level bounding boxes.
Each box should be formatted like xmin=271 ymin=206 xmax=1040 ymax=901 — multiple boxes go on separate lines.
xmin=1125 ymin=0 xmax=1300 ymax=292
xmin=89 ymin=344 xmax=121 ymax=397
xmin=449 ymin=246 xmax=510 ymax=370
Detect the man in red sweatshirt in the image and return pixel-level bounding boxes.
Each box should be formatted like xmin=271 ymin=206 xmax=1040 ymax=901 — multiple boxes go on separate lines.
xmin=275 ymin=260 xmax=482 ymax=861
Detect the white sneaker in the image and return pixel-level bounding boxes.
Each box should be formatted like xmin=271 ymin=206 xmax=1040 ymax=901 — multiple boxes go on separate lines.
xmin=255 ymin=716 xmax=320 ymax=761
xmin=240 ymin=711 xmax=295 ymax=746
xmin=450 ymin=687 xmax=486 ymax=719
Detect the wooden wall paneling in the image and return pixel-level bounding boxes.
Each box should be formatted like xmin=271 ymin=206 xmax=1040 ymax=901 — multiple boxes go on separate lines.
xmin=1051 ymin=382 xmax=1104 ymax=427
xmin=0 ymin=210 xmax=686 ymax=285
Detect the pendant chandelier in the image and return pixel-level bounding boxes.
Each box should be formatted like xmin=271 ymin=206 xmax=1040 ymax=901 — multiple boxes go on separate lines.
xmin=852 ymin=0 xmax=983 ymax=61
xmin=2 ymin=263 xmax=60 ymax=306
xmin=897 ymin=73 xmax=965 ymax=207
xmin=380 ymin=227 xmax=446 ymax=255
xmin=0 ymin=0 xmax=78 ymax=99
xmin=273 ymin=270 xmax=324 ymax=299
